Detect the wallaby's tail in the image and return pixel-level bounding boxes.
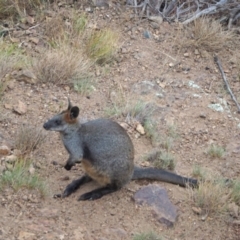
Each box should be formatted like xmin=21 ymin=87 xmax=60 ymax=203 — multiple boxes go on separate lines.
xmin=132 ymin=166 xmax=198 ymax=188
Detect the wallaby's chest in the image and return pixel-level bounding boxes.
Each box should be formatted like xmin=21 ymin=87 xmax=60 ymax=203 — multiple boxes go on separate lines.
xmin=61 ymin=133 xmax=83 ymax=159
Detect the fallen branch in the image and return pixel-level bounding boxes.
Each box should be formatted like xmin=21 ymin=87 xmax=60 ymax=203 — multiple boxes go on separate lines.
xmin=128 ymin=0 xmax=240 ymax=27
xmin=214 ymin=56 xmax=240 ymax=113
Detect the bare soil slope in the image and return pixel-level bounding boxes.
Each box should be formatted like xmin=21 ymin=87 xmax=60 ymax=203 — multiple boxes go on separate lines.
xmin=0 ymin=3 xmax=240 ymax=240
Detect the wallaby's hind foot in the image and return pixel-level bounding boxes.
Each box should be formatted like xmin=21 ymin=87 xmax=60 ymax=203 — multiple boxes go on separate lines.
xmin=78 ymin=184 xmax=119 ymax=201
xmin=63 ymin=175 xmax=92 ymax=198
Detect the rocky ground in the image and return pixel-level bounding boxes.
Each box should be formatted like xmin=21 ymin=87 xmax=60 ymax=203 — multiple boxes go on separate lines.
xmin=0 ymin=1 xmax=240 ymax=240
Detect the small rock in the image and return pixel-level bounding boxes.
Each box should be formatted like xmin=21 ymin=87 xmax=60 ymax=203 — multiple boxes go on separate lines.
xmin=13 ymin=149 xmax=22 ymax=156
xmin=60 ymin=176 xmax=70 ymax=181
xmin=228 ymin=202 xmax=239 ymax=218
xmin=26 ymin=16 xmax=35 ymax=24
xmin=64 ymin=86 xmax=70 ymax=92
xmin=5 ymin=155 xmax=17 ymax=163
xmin=14 ymin=100 xmax=27 ymax=115
xmin=15 ymin=69 xmax=37 ymax=84
xmin=194 ymin=49 xmax=200 ymax=55
xmin=28 ymin=164 xmax=35 ymax=175
xmin=29 ymin=37 xmax=39 ymax=45
xmin=0 ymin=145 xmax=10 ymax=155
xmin=96 ymin=68 xmax=100 ymax=76
xmin=4 ymin=103 xmax=12 ymax=110
xmin=93 ymin=0 xmax=109 ymax=7
xmin=18 ymin=231 xmax=35 ymax=240
xmin=73 ymin=226 xmax=85 ymax=240
xmin=7 ymin=80 xmax=15 ymax=89
xmin=199 ymin=113 xmax=206 ymax=118
xmin=148 ymin=16 xmax=163 ymax=25
xmin=208 ymin=103 xmax=224 ymax=112
xmin=121 ymin=48 xmax=127 ymax=53
xmin=140 ymin=161 xmax=150 ymax=167
xmin=136 ymin=124 xmax=145 ymax=135
xmin=184 ymin=53 xmax=189 ymax=57
xmin=169 ymin=63 xmax=174 ymax=67
xmin=10 ymin=37 xmax=20 ymax=43
xmin=119 ymin=122 xmax=129 ymax=130
xmin=192 ymin=207 xmax=202 ymax=215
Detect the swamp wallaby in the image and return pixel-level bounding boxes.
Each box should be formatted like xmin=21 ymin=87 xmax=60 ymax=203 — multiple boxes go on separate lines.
xmin=43 ymin=99 xmax=198 ymax=201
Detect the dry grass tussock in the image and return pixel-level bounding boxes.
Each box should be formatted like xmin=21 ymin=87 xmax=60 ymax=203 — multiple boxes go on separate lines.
xmin=32 ymin=45 xmax=91 ymax=85
xmin=189 ymin=179 xmax=228 ymax=216
xmin=178 ymin=17 xmax=235 ymax=52
xmin=0 ymin=0 xmax=48 ymax=19
xmin=15 ymin=125 xmax=46 ymax=156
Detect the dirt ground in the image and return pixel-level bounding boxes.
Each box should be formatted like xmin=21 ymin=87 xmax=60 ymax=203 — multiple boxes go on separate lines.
xmin=0 ymin=2 xmax=240 ymax=240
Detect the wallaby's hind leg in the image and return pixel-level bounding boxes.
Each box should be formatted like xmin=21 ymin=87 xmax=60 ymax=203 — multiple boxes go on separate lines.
xmin=62 ymin=175 xmax=92 ymax=198
xmin=78 ymin=184 xmax=119 ymax=201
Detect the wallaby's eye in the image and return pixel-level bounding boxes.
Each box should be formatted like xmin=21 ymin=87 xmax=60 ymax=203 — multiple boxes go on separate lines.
xmin=55 ymin=119 xmax=61 ymax=125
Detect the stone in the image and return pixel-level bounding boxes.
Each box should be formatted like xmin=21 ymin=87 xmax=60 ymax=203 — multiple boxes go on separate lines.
xmin=5 ymin=155 xmax=17 ymax=163
xmin=93 ymin=0 xmax=109 ymax=7
xmin=7 ymin=80 xmax=15 ymax=89
xmin=136 ymin=123 xmax=145 ymax=135
xmin=28 ymin=164 xmax=35 ymax=175
xmin=148 ymin=16 xmax=163 ymax=25
xmin=26 ymin=16 xmax=35 ymax=24
xmin=29 ymin=37 xmax=39 ymax=45
xmin=134 ymin=185 xmax=177 ymax=227
xmin=14 ymin=100 xmax=27 ymax=115
xmin=15 ymin=69 xmax=37 ymax=84
xmin=0 ymin=145 xmax=10 ymax=155
xmin=4 ymin=103 xmax=12 ymax=110
xmin=18 ymin=231 xmax=35 ymax=240
xmin=192 ymin=207 xmax=202 ymax=215
xmin=228 ymin=202 xmax=239 ymax=218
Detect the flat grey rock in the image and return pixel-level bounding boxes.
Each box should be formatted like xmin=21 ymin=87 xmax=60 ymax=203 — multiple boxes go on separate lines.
xmin=134 ymin=184 xmax=177 ymax=227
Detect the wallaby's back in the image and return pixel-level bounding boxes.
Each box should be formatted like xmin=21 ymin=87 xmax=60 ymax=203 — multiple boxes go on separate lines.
xmin=79 ymin=119 xmax=134 ymax=187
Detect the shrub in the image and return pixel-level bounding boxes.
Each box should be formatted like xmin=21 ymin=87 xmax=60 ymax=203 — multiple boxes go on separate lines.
xmin=179 ymin=17 xmax=234 ymax=52
xmin=32 ymin=45 xmax=91 ymax=85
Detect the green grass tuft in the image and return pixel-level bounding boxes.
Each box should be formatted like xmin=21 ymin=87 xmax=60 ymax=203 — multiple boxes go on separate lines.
xmin=207 ymin=144 xmax=225 ymax=158
xmin=231 ymin=180 xmax=240 ymax=205
xmin=73 ymin=76 xmax=95 ymax=95
xmin=143 ymin=118 xmax=159 ymax=144
xmin=86 ymin=28 xmax=120 ymax=64
xmin=133 ymin=231 xmax=164 ymax=240
xmin=0 ymin=159 xmax=48 ymax=197
xmin=145 ymin=150 xmax=175 ymax=170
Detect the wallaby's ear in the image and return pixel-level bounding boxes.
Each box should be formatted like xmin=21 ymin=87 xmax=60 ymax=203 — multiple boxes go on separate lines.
xmin=67 ymin=98 xmax=73 ymax=110
xmin=70 ymin=106 xmax=79 ymax=119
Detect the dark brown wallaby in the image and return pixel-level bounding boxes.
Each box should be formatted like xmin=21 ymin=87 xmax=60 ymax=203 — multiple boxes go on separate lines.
xmin=43 ymin=99 xmax=198 ymax=201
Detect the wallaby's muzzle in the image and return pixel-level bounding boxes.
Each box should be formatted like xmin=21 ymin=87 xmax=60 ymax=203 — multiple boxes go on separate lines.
xmin=43 ymin=121 xmax=50 ymax=130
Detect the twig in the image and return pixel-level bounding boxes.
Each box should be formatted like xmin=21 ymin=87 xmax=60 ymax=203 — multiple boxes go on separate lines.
xmin=28 ymin=24 xmax=40 ymax=30
xmin=214 ymin=56 xmax=240 ymax=113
